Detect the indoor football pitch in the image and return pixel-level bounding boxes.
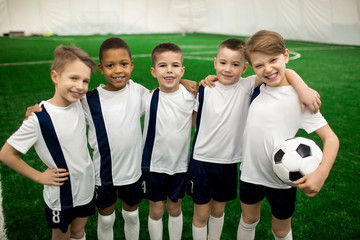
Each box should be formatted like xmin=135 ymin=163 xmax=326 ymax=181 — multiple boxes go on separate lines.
xmin=0 ymin=33 xmax=359 ymax=239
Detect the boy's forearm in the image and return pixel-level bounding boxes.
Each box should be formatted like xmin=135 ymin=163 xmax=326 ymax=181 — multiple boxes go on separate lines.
xmin=0 ymin=143 xmax=42 ymax=183
xmin=316 ymin=125 xmax=339 ymax=178
xmin=286 ymin=69 xmax=308 ymax=91
xmin=318 ymin=134 xmax=339 ymax=179
xmin=192 ymin=111 xmax=197 ymax=127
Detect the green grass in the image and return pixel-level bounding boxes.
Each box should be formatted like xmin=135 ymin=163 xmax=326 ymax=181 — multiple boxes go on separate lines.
xmin=0 ymin=33 xmax=359 ymax=239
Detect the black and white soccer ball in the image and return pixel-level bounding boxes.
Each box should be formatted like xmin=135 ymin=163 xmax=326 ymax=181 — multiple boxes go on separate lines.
xmin=272 ymin=137 xmax=323 ymax=187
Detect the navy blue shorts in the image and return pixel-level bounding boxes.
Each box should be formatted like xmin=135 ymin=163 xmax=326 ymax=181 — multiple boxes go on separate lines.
xmin=45 ymin=198 xmax=95 ymax=233
xmin=142 ymin=171 xmax=186 ymax=202
xmin=95 ymin=177 xmax=143 ymax=209
xmin=187 ymin=159 xmax=238 ymax=204
xmin=240 ymin=180 xmax=297 ymax=220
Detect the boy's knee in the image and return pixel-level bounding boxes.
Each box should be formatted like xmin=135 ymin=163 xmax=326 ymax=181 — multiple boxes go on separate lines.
xmin=70 ymin=229 xmax=85 ymax=239
xmin=272 ymin=228 xmax=292 ymax=240
xmin=166 ymin=202 xmax=182 ymax=217
xmin=98 ymin=212 xmax=115 ymax=228
xmin=149 ymin=201 xmax=165 ymax=220
xmin=193 ymin=211 xmax=210 ymax=227
xmin=122 ymin=208 xmax=139 ymax=224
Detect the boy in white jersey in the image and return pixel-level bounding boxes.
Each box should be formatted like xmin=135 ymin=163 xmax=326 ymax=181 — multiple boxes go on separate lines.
xmin=84 ymin=38 xmax=195 ymax=240
xmin=189 ymin=38 xmax=322 ymax=240
xmin=141 ymin=42 xmax=196 ymax=240
xmin=237 ymin=30 xmax=339 ymax=240
xmin=82 ymin=37 xmax=147 ymax=240
xmin=0 ymin=45 xmax=97 ymax=240
xmin=26 ymin=38 xmax=197 ymax=240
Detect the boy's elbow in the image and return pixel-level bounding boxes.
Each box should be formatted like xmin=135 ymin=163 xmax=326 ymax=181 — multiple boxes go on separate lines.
xmin=0 ymin=143 xmax=16 ymax=163
xmin=325 ymin=133 xmax=340 ymax=156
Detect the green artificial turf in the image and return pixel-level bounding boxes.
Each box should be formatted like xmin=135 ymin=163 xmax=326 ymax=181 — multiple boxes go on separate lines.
xmin=0 ymin=33 xmax=359 ymax=239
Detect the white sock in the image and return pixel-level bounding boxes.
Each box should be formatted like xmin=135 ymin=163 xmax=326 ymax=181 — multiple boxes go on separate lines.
xmin=237 ymin=215 xmax=259 ymax=240
xmin=273 ymin=229 xmax=293 ymax=240
xmin=122 ymin=209 xmax=140 ymax=240
xmin=70 ymin=232 xmax=86 ymax=240
xmin=192 ymin=224 xmax=207 ymax=240
xmin=148 ymin=216 xmax=163 ymax=240
xmin=168 ymin=213 xmax=183 ymax=240
xmin=97 ymin=212 xmax=115 ymax=240
xmin=208 ymin=214 xmax=224 ymax=240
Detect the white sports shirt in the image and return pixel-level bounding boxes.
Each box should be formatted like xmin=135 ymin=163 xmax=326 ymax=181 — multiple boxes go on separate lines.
xmin=240 ymin=85 xmax=328 ymax=189
xmin=192 ymin=75 xmax=256 ymax=164
xmin=81 ymin=80 xmax=148 ymax=186
xmin=142 ymin=85 xmax=196 ymax=174
xmin=7 ymin=100 xmax=95 ymax=211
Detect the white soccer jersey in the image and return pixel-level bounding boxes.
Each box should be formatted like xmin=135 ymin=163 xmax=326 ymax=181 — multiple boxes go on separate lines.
xmin=142 ymin=85 xmax=196 ymax=174
xmin=81 ymin=80 xmax=148 ymax=186
xmin=7 ymin=101 xmax=95 ymax=211
xmin=192 ymin=75 xmax=256 ymax=164
xmin=240 ymin=85 xmax=328 ymax=189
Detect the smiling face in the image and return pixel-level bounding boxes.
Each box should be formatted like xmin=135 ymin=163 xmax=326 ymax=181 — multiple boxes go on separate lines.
xmin=151 ymin=51 xmax=185 ymax=93
xmin=214 ymin=47 xmax=248 ymax=85
xmin=50 ymin=59 xmax=91 ymax=107
xmin=98 ymin=48 xmax=134 ymax=91
xmin=249 ymin=49 xmax=290 ymax=87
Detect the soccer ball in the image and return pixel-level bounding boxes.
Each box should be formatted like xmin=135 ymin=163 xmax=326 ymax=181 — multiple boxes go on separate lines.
xmin=272 ymin=137 xmax=323 ymax=187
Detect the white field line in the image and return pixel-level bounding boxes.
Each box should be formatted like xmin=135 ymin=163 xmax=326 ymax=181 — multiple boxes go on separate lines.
xmin=11 ymin=33 xmax=189 ymax=42
xmin=0 ymin=46 xmax=356 ymax=67
xmin=0 ymin=180 xmax=7 ymax=240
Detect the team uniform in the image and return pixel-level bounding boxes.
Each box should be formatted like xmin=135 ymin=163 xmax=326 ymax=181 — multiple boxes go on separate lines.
xmin=81 ymin=80 xmax=148 ymax=208
xmin=142 ymin=85 xmax=195 ymax=202
xmin=240 ymin=84 xmax=327 ymax=219
xmin=7 ymin=100 xmax=95 ymax=232
xmin=188 ymin=75 xmax=256 ymax=204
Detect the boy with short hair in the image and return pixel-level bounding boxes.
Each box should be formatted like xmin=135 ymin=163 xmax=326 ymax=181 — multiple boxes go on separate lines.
xmin=0 ymin=45 xmax=97 ymax=240
xmin=188 ymin=38 xmax=322 ymax=240
xmin=26 ymin=38 xmax=197 ymax=240
xmin=237 ymin=30 xmax=339 ymax=240
xmin=141 ymin=42 xmax=196 ymax=240
xmin=188 ymin=38 xmax=253 ymax=240
xmin=81 ymin=37 xmax=148 ymax=240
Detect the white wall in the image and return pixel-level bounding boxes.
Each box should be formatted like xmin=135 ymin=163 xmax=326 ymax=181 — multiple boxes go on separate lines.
xmin=0 ymin=0 xmax=359 ymax=45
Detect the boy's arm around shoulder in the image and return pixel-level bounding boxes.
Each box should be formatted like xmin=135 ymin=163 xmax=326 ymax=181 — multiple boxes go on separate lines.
xmin=25 ymin=104 xmax=42 ymax=120
xmin=285 ymin=69 xmax=321 ymax=113
xmin=180 ymin=79 xmax=198 ymax=98
xmin=0 ymin=142 xmax=69 ymax=186
xmin=294 ymin=124 xmax=339 ymax=197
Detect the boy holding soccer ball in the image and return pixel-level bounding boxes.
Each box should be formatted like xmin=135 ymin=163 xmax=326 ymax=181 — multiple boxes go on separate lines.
xmin=238 ymin=30 xmax=339 ymax=240
xmin=189 ymin=38 xmax=322 ymax=240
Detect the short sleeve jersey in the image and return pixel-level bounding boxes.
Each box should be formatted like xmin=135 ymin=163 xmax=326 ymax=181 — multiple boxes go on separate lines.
xmin=81 ymin=80 xmax=149 ymax=186
xmin=142 ymin=85 xmax=196 ymax=174
xmin=240 ymin=85 xmax=328 ymax=189
xmin=7 ymin=101 xmax=95 ymax=211
xmin=192 ymin=75 xmax=256 ymax=164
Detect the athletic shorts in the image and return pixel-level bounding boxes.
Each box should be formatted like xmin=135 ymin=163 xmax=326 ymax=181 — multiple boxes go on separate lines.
xmin=45 ymin=198 xmax=95 ymax=233
xmin=187 ymin=159 xmax=238 ymax=204
xmin=95 ymin=177 xmax=143 ymax=209
xmin=142 ymin=171 xmax=187 ymax=202
xmin=240 ymin=180 xmax=297 ymax=220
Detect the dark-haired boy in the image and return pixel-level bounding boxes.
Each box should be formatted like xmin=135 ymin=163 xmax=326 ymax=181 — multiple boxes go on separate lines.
xmin=141 ymin=42 xmax=196 ymax=240
xmin=82 ymin=37 xmax=147 ymax=240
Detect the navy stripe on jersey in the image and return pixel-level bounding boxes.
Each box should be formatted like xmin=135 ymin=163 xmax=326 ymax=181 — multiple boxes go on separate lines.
xmin=86 ymin=89 xmax=113 ymax=185
xmin=191 ymin=85 xmax=205 ymax=160
xmin=250 ymin=84 xmax=262 ymax=104
xmin=35 ymin=105 xmax=73 ymax=210
xmin=142 ymin=88 xmax=160 ymax=171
